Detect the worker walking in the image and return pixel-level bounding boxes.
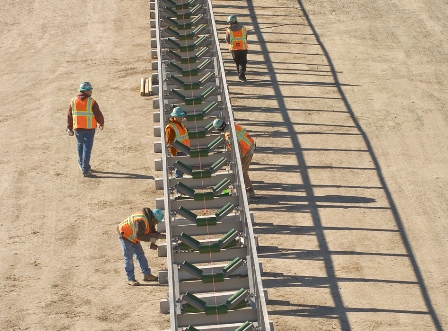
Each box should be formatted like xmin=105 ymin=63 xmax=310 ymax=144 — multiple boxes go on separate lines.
xmin=213 ymin=119 xmax=256 ymax=198
xmin=66 ymin=82 xmax=104 ymax=177
xmin=165 ymin=107 xmax=190 ymax=178
xmin=225 ymin=15 xmax=249 ymax=81
xmin=117 ymin=208 xmax=166 ymax=286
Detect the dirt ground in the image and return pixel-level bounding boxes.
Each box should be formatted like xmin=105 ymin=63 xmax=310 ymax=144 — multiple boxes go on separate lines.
xmin=0 ymin=0 xmax=447 ymax=330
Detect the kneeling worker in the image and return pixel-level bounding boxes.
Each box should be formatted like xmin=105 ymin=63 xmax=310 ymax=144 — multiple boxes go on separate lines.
xmin=213 ymin=119 xmax=256 ymax=198
xmin=118 ymin=207 xmax=166 ymax=286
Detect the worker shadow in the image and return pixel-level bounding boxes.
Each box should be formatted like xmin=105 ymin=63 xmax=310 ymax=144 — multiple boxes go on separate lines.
xmin=137 ymin=283 xmax=165 ymax=287
xmin=90 ymin=170 xmax=154 ymax=180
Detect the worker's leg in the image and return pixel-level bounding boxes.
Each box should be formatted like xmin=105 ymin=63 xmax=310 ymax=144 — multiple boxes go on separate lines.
xmin=174 ymin=151 xmax=186 ymax=178
xmin=75 ymin=129 xmax=95 ymax=175
xmin=242 ymin=151 xmax=255 ymax=197
xmin=75 ymin=130 xmax=85 ymax=171
xmin=81 ymin=129 xmax=95 ymax=175
xmin=237 ymin=50 xmax=248 ymax=80
xmin=120 ymin=238 xmax=136 ymax=281
xmin=133 ymin=242 xmax=151 ymax=276
xmin=231 ymin=51 xmax=239 ymax=72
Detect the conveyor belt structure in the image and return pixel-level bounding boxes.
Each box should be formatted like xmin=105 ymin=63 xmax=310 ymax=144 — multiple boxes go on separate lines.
xmin=149 ymin=0 xmax=272 ymax=330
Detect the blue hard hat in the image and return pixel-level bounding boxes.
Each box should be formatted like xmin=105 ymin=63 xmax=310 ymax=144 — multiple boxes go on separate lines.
xmin=227 ymin=15 xmax=237 ymax=23
xmin=171 ymin=107 xmax=186 ymax=117
xmin=213 ymin=118 xmax=225 ymax=130
xmin=152 ymin=209 xmax=165 ymax=223
xmin=79 ymin=81 xmax=93 ymax=92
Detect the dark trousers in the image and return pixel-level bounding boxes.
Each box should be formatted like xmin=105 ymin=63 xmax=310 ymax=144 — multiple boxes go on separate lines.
xmin=232 ymin=50 xmax=248 ymax=77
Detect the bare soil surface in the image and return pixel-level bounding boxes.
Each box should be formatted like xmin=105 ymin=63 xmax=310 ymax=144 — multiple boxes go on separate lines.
xmin=1 ymin=0 xmax=447 ymax=330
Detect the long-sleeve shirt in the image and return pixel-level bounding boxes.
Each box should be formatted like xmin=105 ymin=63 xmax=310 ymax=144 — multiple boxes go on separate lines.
xmin=134 ymin=219 xmax=159 ymax=242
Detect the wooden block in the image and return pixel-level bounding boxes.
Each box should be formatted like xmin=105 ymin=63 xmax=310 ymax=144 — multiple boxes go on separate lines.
xmin=144 ymin=78 xmax=150 ymax=96
xmin=140 ymin=78 xmax=145 ymax=96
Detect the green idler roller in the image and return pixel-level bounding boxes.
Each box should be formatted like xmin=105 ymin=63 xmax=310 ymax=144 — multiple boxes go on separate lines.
xmin=196 ymin=215 xmax=217 ymax=226
xmin=219 ymin=228 xmax=239 ymax=248
xmin=178 ymin=232 xmax=200 ymax=250
xmin=176 ymin=206 xmax=197 ymax=222
xmin=179 ymin=261 xmax=203 ymax=279
xmin=201 ymin=272 xmax=224 ymax=283
xmin=182 ymin=291 xmax=206 ymax=311
xmin=205 ymin=303 xmax=228 ymax=315
xmin=226 ymin=288 xmax=249 ymax=310
xmin=199 ymin=242 xmax=220 ymax=254
xmin=236 ymin=321 xmax=254 ymax=331
xmin=223 ymin=257 xmax=244 ymax=277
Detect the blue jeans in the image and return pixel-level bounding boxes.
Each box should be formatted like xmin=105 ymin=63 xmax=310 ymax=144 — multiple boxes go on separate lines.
xmin=75 ymin=129 xmax=95 ymax=175
xmin=119 ymin=238 xmax=151 ymax=281
xmin=174 ymin=151 xmax=185 ymax=178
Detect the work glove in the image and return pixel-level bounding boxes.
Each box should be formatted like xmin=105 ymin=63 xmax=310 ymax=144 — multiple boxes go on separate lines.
xmin=66 ymin=128 xmax=74 ymax=136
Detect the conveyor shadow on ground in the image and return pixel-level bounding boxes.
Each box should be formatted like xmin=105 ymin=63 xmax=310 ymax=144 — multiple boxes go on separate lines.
xmin=214 ymin=0 xmax=443 ymax=330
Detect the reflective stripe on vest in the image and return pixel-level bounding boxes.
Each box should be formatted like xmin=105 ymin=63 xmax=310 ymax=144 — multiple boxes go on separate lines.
xmin=72 ymin=97 xmax=97 ymax=129
xmin=234 ymin=124 xmax=254 ymax=156
xmin=119 ymin=213 xmax=149 ymax=243
xmin=167 ymin=122 xmax=190 ymax=147
xmin=228 ymin=27 xmax=248 ymax=51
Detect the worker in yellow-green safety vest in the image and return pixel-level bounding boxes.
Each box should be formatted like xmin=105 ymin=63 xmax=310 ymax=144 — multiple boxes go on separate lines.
xmin=213 ymin=119 xmax=256 ymax=198
xmin=117 ymin=207 xmax=165 ymax=286
xmin=225 ymin=15 xmax=249 ymax=81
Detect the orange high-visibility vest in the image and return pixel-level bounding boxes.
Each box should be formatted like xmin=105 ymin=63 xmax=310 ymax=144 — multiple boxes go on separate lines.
xmin=167 ymin=122 xmax=190 ymax=147
xmin=118 ymin=213 xmax=149 ymax=243
xmin=227 ymin=27 xmax=248 ymax=51
xmin=225 ymin=124 xmax=254 ymax=156
xmin=71 ymin=97 xmax=97 ymax=129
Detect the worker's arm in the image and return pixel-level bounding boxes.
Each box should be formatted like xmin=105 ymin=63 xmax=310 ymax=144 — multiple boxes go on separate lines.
xmin=92 ymin=101 xmax=104 ymax=129
xmin=67 ymin=102 xmax=73 ymax=131
xmin=135 ymin=220 xmax=165 ymax=241
xmin=165 ymin=126 xmax=178 ymax=156
xmin=225 ymin=28 xmax=230 ymax=44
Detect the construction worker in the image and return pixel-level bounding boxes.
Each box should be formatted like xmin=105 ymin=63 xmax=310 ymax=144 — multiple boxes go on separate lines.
xmin=225 ymin=15 xmax=248 ymax=81
xmin=165 ymin=107 xmax=190 ymax=178
xmin=213 ymin=119 xmax=256 ymax=198
xmin=117 ymin=207 xmax=166 ymax=286
xmin=66 ymin=82 xmax=104 ymax=177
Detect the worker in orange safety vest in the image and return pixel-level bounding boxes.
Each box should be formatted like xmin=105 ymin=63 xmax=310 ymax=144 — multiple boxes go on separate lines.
xmin=165 ymin=107 xmax=190 ymax=178
xmin=117 ymin=208 xmax=165 ymax=286
xmin=225 ymin=15 xmax=249 ymax=81
xmin=213 ymin=119 xmax=256 ymax=198
xmin=66 ymin=81 xmax=104 ymax=177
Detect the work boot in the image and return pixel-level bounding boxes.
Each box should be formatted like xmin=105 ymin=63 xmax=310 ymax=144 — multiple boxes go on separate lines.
xmin=128 ymin=279 xmax=140 ymax=286
xmin=246 ymin=187 xmax=256 ymax=198
xmin=143 ymin=273 xmax=158 ymax=282
xmin=238 ymin=73 xmax=247 ymax=82
xmin=83 ymin=169 xmax=93 ymax=177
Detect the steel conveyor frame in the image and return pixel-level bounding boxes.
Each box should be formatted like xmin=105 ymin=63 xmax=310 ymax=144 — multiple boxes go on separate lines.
xmin=151 ymin=0 xmax=272 ymax=329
